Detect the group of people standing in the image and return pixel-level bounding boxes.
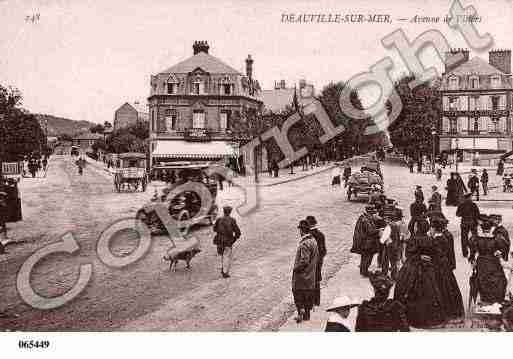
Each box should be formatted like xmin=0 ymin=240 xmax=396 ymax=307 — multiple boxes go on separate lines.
xmin=446 ymin=168 xmax=489 ymax=205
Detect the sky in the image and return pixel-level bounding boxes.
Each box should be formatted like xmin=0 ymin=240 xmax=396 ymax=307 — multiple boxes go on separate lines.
xmin=1 ymin=0 xmax=512 ymax=124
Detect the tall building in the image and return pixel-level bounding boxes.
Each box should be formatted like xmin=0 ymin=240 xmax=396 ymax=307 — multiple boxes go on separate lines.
xmin=439 ymin=49 xmax=513 ymax=162
xmin=113 ymin=102 xmax=149 ymax=131
xmin=148 ymin=41 xmax=262 ymax=166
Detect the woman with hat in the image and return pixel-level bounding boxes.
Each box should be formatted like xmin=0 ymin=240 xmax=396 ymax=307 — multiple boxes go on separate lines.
xmin=394 ymin=218 xmax=447 ymax=328
xmin=325 ymin=296 xmax=359 ymax=332
xmin=355 ymin=272 xmax=409 ymax=331
xmin=468 ymin=215 xmax=508 ymax=304
xmin=430 ymin=217 xmax=464 ymax=321
xmin=292 ymin=220 xmax=319 ymax=323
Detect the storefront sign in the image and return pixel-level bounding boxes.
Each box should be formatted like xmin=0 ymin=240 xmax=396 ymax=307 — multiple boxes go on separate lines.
xmin=185 ymin=128 xmax=211 ymax=141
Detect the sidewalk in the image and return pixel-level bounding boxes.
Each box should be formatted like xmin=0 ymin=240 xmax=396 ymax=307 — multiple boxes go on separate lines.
xmin=279 ymin=169 xmax=513 ymax=332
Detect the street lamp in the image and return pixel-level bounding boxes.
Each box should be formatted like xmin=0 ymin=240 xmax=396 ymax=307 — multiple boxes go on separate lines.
xmin=455 ymin=138 xmax=460 ymax=173
xmin=431 ymin=127 xmax=437 ymax=173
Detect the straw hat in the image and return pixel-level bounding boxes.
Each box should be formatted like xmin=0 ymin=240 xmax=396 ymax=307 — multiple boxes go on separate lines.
xmin=326 ymin=296 xmax=360 ymax=312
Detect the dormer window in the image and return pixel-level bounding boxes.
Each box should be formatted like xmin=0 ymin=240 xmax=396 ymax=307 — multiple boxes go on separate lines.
xmin=448 ymin=76 xmax=458 ymax=90
xmin=491 ymin=75 xmax=501 ymax=89
xmin=469 ymin=76 xmax=479 ymax=89
xmin=167 ymin=75 xmax=179 ymax=94
xmin=167 ymin=83 xmax=177 ymax=94
xmin=222 ymin=84 xmax=232 ymax=95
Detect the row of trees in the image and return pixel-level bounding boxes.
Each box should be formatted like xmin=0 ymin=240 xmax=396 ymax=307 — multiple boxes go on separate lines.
xmin=231 ymin=81 xmax=376 ymax=167
xmin=387 ymin=74 xmax=441 ymax=159
xmin=0 ymin=85 xmax=47 ymax=164
xmin=92 ymin=121 xmax=148 ymax=154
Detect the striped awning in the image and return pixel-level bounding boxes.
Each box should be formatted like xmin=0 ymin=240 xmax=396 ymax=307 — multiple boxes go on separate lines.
xmin=152 ymin=140 xmax=235 ymax=159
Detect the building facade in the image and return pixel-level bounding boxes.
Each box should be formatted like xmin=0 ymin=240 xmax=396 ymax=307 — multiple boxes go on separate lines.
xmin=439 ymin=49 xmax=513 ymax=162
xmin=148 ymin=41 xmax=262 ymax=167
xmin=113 ymin=102 xmax=149 ymax=131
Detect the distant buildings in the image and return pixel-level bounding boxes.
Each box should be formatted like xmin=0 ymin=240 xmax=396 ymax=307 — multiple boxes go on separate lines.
xmin=260 ymin=79 xmax=315 ymax=113
xmin=147 ymin=41 xmax=262 ymax=167
xmin=439 ymin=48 xmax=513 ymax=162
xmin=72 ymin=132 xmax=103 ymax=152
xmin=113 ymin=102 xmax=149 ymax=131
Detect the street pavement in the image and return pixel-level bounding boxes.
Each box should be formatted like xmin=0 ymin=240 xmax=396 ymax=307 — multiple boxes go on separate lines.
xmin=1 ymin=156 xmax=512 ymax=331
xmin=280 ymin=163 xmax=513 ymax=332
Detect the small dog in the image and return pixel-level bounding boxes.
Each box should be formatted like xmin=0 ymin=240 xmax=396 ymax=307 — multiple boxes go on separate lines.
xmin=164 ymin=248 xmax=201 ymax=271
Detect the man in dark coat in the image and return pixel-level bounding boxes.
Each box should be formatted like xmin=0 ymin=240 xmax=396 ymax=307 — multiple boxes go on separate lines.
xmin=468 ymin=170 xmax=480 ymax=201
xmin=408 ymin=196 xmax=427 ymax=236
xmin=355 ymin=272 xmax=410 ymax=331
xmin=292 ymin=220 xmax=319 ymax=323
xmin=351 ymin=205 xmax=381 ymax=277
xmin=481 ymin=169 xmax=489 ymax=196
xmin=213 ymin=206 xmax=241 ymax=278
xmin=414 ymin=185 xmax=424 ymax=202
xmin=491 ymin=214 xmax=510 ymax=261
xmin=456 ymin=192 xmax=480 ymax=258
xmin=306 ymin=215 xmax=326 ymax=307
xmin=343 ymin=165 xmax=352 ymax=187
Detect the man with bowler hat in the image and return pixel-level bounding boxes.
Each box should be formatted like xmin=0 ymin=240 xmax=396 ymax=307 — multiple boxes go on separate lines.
xmin=456 ymin=192 xmax=480 ymax=258
xmin=306 ymin=215 xmax=326 ymax=307
xmin=292 ymin=220 xmax=319 ymax=323
xmin=351 ymin=205 xmax=381 ymax=277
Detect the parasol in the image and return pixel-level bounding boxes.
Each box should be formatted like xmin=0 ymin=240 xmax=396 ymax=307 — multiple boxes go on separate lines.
xmin=468 ymin=264 xmax=479 ymax=314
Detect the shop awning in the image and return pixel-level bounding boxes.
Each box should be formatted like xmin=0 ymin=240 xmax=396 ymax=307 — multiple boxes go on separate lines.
xmin=152 ymin=140 xmax=235 ymax=159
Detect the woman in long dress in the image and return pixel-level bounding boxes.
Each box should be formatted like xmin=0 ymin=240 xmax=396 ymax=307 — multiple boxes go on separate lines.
xmin=445 ymin=172 xmax=459 ymax=206
xmin=469 ymin=217 xmax=509 ymax=304
xmin=430 ymin=218 xmax=464 ymax=320
xmin=394 ymin=218 xmax=446 ymax=328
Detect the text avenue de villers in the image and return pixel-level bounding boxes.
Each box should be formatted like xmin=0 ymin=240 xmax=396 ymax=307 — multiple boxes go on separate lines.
xmin=281 ymin=13 xmax=392 ymax=23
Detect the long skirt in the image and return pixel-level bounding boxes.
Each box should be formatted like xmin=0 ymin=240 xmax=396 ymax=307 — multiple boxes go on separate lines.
xmin=435 ymin=262 xmax=464 ymax=319
xmin=476 ymin=255 xmax=507 ymax=303
xmin=394 ymin=258 xmax=446 ymax=328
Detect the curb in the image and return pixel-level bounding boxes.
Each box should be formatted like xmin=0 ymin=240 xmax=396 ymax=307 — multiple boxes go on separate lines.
xmin=257 ymin=165 xmax=335 ymax=187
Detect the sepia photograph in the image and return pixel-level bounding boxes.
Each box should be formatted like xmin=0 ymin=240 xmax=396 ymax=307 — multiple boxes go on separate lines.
xmin=2 ymin=0 xmax=513 ymax=355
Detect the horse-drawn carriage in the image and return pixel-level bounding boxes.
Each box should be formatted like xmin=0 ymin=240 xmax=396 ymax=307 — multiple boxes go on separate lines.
xmin=136 ymin=162 xmax=220 ymax=235
xmin=113 ymin=153 xmax=148 ymax=192
xmin=346 ymin=160 xmax=384 ymax=201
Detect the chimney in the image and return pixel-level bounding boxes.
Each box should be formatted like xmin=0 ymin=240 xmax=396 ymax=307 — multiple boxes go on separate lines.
xmin=489 ymin=49 xmax=511 ymax=74
xmin=280 ymin=80 xmax=286 ymax=89
xmin=193 ymin=41 xmax=210 ymax=55
xmin=245 ymin=55 xmax=253 ymax=80
xmin=444 ymin=48 xmax=469 ymax=73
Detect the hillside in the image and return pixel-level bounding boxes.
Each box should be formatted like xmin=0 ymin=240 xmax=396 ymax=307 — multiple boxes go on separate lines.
xmin=35 ymin=114 xmax=95 ymax=136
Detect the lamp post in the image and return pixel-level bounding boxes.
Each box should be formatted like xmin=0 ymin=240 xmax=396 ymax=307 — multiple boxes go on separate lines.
xmin=455 ymin=138 xmax=460 ymax=173
xmin=431 ymin=127 xmax=437 ymax=173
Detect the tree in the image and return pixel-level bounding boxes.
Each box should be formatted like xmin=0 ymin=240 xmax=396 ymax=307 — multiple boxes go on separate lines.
xmin=106 ymin=133 xmax=147 ymax=154
xmin=1 ymin=84 xmax=45 ymax=164
xmin=90 ymin=124 xmax=105 ymax=134
xmin=104 ymin=121 xmax=112 ymax=129
xmin=386 ymin=74 xmax=441 ymax=158
xmin=316 ymin=82 xmax=369 ymax=159
xmin=92 ymin=138 xmax=107 ymax=153
xmin=58 ymin=133 xmax=73 ymax=142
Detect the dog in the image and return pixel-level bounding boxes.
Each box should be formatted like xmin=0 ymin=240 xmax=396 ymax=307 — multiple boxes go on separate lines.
xmin=164 ymin=248 xmax=201 ymax=271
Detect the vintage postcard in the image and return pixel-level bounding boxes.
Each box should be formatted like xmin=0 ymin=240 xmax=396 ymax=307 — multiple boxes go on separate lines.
xmin=2 ymin=0 xmax=513 ymax=352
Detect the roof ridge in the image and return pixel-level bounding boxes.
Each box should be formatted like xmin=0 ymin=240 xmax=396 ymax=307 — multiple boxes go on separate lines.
xmin=160 ymin=52 xmax=242 ymax=75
